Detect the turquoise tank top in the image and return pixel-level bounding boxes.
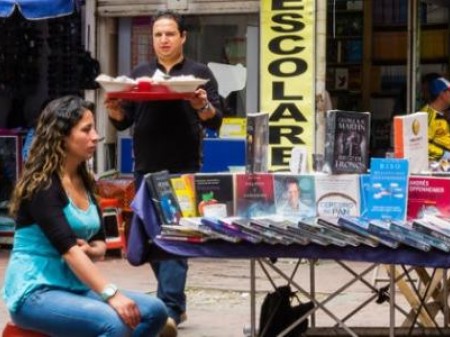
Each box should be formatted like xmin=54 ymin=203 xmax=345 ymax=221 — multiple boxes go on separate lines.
xmin=2 ymin=197 xmax=101 ymax=312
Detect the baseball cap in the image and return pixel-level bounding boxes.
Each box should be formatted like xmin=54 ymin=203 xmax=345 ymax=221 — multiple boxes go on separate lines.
xmin=429 ymin=77 xmax=450 ymax=96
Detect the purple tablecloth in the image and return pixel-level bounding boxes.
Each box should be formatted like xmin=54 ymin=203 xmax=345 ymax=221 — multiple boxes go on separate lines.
xmin=130 ymin=181 xmax=450 ymax=268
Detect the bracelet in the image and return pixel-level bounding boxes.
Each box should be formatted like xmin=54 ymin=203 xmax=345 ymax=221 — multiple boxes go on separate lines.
xmin=197 ymin=101 xmax=210 ymax=113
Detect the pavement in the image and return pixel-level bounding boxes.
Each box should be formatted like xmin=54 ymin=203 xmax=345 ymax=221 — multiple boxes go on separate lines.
xmin=0 ymin=248 xmax=446 ymax=336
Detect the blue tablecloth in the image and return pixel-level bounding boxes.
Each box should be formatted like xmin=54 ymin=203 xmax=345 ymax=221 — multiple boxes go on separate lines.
xmin=130 ymin=181 xmax=450 ymax=268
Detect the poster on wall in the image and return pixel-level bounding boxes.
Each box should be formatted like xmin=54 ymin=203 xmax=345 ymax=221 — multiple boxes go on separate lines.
xmin=260 ymin=0 xmax=316 ymax=171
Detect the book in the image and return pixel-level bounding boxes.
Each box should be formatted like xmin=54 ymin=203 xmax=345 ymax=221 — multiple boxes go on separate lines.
xmin=289 ymin=146 xmax=309 ymax=174
xmin=407 ymin=176 xmax=450 ymax=220
xmin=248 ymin=218 xmax=296 ymax=245
xmin=156 ymin=234 xmax=210 ymax=243
xmin=235 ymin=173 xmax=276 ymax=218
xmin=200 ymin=217 xmax=261 ymax=244
xmin=217 ymin=217 xmax=263 ymax=244
xmin=317 ymin=217 xmax=378 ymax=247
xmin=362 ymin=158 xmax=409 ymax=221
xmin=246 ymin=112 xmax=269 ymax=173
xmin=194 ymin=173 xmax=234 ymax=217
xmin=170 ymin=175 xmax=197 ymax=218
xmin=390 ymin=220 xmax=450 ymax=253
xmin=315 ymin=174 xmax=361 ymax=217
xmin=231 ymin=218 xmax=280 ymax=245
xmin=296 ymin=218 xmax=349 ymax=247
xmin=144 ymin=170 xmax=182 ymax=225
xmin=179 ymin=217 xmax=240 ymax=243
xmin=367 ymin=219 xmax=430 ymax=252
xmin=393 ymin=112 xmax=428 ymax=174
xmin=298 ymin=217 xmax=359 ymax=247
xmin=338 ymin=216 xmax=399 ymax=248
xmin=323 ymin=110 xmax=370 ymax=174
xmin=411 ymin=218 xmax=450 ymax=246
xmin=273 ymin=174 xmax=316 ymax=219
xmin=161 ymin=224 xmax=207 ymax=238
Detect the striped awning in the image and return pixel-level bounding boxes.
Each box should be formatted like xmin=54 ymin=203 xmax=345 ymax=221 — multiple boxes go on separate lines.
xmin=0 ymin=0 xmax=75 ymax=20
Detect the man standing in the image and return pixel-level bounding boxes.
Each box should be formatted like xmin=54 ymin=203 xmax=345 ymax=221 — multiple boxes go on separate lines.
xmin=421 ymin=77 xmax=450 ymax=161
xmin=105 ymin=10 xmax=223 ymax=337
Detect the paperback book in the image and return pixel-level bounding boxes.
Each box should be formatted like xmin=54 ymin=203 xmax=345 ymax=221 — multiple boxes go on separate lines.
xmin=170 ymin=175 xmax=196 ymax=218
xmin=144 ymin=170 xmax=182 ymax=225
xmin=296 ymin=218 xmax=348 ymax=247
xmin=235 ymin=173 xmax=276 ymax=218
xmin=246 ymin=112 xmax=269 ymax=173
xmin=201 ymin=217 xmax=261 ymax=244
xmin=407 ymin=176 xmax=450 ymax=220
xmin=393 ymin=112 xmax=428 ymax=174
xmin=323 ymin=110 xmax=370 ymax=174
xmin=368 ymin=220 xmax=431 ymax=252
xmin=194 ymin=173 xmax=234 ymax=217
xmin=338 ymin=216 xmax=399 ymax=248
xmin=273 ymin=174 xmax=316 ymax=218
xmin=231 ymin=218 xmax=280 ymax=245
xmin=411 ymin=217 xmax=450 ymax=246
xmin=298 ymin=217 xmax=358 ymax=247
xmin=179 ymin=217 xmax=240 ymax=243
xmin=317 ymin=217 xmax=377 ymax=247
xmin=248 ymin=218 xmax=296 ymax=245
xmin=390 ymin=220 xmax=450 ymax=252
xmin=315 ymin=174 xmax=361 ymax=217
xmin=362 ymin=158 xmax=409 ymax=221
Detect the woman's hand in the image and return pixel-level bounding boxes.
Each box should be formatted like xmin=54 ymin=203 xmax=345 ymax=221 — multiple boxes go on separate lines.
xmin=108 ymin=292 xmax=141 ymax=329
xmin=76 ymin=239 xmax=106 ymax=261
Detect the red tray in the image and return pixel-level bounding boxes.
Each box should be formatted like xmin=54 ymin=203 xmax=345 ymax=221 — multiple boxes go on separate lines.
xmin=107 ymin=82 xmax=195 ymax=101
xmin=107 ymin=91 xmax=194 ymax=101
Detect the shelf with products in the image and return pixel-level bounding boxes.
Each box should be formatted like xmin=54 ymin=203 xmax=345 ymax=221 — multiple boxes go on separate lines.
xmin=365 ymin=0 xmax=449 ymax=157
xmin=326 ymin=0 xmax=365 ymax=110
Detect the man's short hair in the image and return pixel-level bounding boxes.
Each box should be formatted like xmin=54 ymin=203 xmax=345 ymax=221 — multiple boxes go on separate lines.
xmin=285 ymin=177 xmax=299 ymax=188
xmin=152 ymin=10 xmax=186 ymax=34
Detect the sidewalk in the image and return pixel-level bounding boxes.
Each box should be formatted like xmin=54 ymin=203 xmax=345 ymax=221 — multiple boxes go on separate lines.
xmin=0 ymin=248 xmax=435 ymax=336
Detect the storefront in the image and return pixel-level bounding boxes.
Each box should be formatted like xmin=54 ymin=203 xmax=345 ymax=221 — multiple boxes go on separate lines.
xmin=0 ymin=0 xmax=96 ymax=129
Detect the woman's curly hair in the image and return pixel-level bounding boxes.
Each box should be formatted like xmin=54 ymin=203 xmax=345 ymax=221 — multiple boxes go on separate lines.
xmin=9 ymin=95 xmax=97 ymax=217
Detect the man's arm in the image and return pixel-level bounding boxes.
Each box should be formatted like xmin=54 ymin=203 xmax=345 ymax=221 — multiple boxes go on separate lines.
xmin=105 ymin=98 xmax=135 ymax=131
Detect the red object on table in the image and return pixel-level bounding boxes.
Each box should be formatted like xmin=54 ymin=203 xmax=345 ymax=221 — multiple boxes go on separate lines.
xmin=2 ymin=321 xmax=49 ymax=337
xmin=107 ymin=82 xmax=194 ymax=101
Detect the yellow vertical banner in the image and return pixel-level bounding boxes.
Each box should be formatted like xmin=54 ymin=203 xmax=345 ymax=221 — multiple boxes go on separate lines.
xmin=260 ymin=0 xmax=316 ymax=171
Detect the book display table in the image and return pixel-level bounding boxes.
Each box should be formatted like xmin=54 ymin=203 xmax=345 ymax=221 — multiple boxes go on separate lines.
xmin=131 ymin=182 xmax=450 ymax=337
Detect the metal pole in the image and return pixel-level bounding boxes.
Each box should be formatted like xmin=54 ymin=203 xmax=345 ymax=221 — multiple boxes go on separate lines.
xmin=407 ymin=0 xmax=418 ymax=114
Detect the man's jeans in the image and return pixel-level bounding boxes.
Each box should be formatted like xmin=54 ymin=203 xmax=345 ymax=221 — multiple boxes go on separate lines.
xmin=135 ymin=172 xmax=188 ymax=324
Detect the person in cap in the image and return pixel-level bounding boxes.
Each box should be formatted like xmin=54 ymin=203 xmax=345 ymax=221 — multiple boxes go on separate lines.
xmin=421 ymin=77 xmax=450 ymax=161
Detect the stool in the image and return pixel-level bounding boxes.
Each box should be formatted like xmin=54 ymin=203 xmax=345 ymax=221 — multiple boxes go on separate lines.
xmin=99 ymin=198 xmax=127 ymax=256
xmin=2 ymin=322 xmax=49 ymax=337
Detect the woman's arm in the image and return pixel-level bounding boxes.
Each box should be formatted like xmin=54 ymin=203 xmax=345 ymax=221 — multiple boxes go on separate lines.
xmin=76 ymin=239 xmax=106 ymax=261
xmin=63 ymin=245 xmax=141 ymax=328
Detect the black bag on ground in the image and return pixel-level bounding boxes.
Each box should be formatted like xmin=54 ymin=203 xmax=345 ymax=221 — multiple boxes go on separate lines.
xmin=259 ymin=285 xmax=314 ymax=337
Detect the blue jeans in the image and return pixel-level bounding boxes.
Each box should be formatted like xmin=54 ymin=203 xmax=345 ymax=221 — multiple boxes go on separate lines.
xmin=10 ymin=288 xmax=168 ymax=337
xmin=150 ymin=259 xmax=188 ymax=323
xmin=135 ymin=172 xmax=189 ymax=323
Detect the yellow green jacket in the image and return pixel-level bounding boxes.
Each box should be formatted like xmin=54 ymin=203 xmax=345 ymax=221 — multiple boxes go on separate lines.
xmin=422 ymin=104 xmax=450 ymax=160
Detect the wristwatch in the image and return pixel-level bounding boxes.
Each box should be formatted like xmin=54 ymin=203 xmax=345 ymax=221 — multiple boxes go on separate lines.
xmin=100 ymin=283 xmax=118 ymax=301
xmin=197 ymin=101 xmax=210 ymax=113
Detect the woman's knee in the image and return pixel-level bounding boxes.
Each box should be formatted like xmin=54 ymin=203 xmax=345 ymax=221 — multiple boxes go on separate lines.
xmin=101 ymin=318 xmax=131 ymax=337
